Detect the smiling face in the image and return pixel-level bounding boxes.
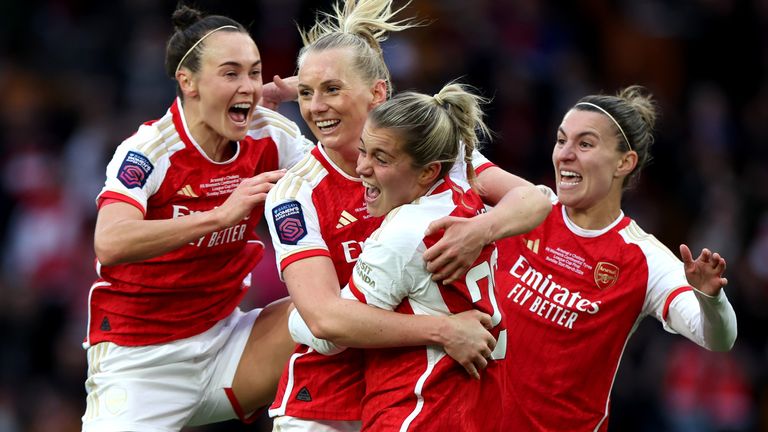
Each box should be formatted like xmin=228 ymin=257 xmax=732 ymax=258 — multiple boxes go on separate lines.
xmin=298 ymin=48 xmax=386 ymax=168
xmin=179 ymin=31 xmax=262 ymax=145
xmin=356 ymin=123 xmax=438 ymax=217
xmin=553 ymin=109 xmax=636 ymax=223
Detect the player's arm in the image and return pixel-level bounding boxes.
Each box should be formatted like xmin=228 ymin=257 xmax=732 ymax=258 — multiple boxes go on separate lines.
xmin=284 ymin=256 xmax=495 ymax=378
xmin=424 ymin=166 xmax=551 ymax=283
xmin=664 ymin=245 xmax=737 ymax=352
xmin=94 ymin=170 xmax=284 ymax=265
xmin=260 ymin=75 xmax=298 ymax=110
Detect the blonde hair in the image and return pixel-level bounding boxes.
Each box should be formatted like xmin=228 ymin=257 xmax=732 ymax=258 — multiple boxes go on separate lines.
xmin=368 ymin=82 xmax=490 ymax=189
xmin=298 ymin=0 xmax=421 ymax=98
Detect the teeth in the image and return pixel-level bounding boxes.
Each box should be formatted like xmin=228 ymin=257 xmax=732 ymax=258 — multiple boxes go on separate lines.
xmin=560 ymin=170 xmax=580 ymax=177
xmin=316 ymin=119 xmax=339 ymax=128
xmin=232 ymin=103 xmax=251 ymax=109
xmin=362 ymin=181 xmax=376 ymax=189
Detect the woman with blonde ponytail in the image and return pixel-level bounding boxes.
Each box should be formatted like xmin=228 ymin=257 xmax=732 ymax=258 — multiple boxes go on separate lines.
xmin=288 ymin=81 xmax=507 ymax=431
xmin=264 ymin=1 xmax=549 ymax=430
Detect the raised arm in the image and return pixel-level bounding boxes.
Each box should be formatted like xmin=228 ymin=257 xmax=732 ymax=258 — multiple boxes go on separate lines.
xmin=260 ymin=74 xmax=299 ymax=111
xmin=664 ymin=244 xmax=737 ymax=352
xmin=424 ymin=166 xmax=551 ymax=283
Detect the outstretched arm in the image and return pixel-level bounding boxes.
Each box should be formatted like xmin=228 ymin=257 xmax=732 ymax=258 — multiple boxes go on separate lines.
xmin=679 ymin=244 xmax=728 ymax=295
xmin=424 ymin=166 xmax=551 ymax=283
xmin=665 ymin=244 xmax=737 ymax=352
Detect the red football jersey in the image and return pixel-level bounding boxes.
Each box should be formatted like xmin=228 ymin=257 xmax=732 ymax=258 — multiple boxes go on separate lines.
xmin=497 ymin=200 xmax=693 ymax=431
xmin=266 ymin=144 xmax=383 ymax=420
xmin=347 ymin=177 xmax=506 ymax=432
xmin=266 ymin=147 xmax=496 ymax=421
xmin=85 ymin=99 xmax=310 ymax=347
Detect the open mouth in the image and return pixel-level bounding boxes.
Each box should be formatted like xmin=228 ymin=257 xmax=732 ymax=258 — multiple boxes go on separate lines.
xmin=228 ymin=102 xmax=252 ymax=125
xmin=362 ymin=180 xmax=381 ymax=204
xmin=315 ymin=119 xmax=341 ymax=133
xmin=559 ymin=170 xmax=583 ymax=186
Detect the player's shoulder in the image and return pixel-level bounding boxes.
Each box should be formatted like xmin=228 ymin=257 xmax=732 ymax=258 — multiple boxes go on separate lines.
xmin=120 ymin=114 xmax=184 ymax=165
xmin=249 ymin=106 xmax=302 ymax=139
xmin=372 ymin=202 xmax=442 ymax=248
xmin=618 ymin=219 xmax=679 ymax=263
xmin=268 ymin=151 xmax=328 ymax=204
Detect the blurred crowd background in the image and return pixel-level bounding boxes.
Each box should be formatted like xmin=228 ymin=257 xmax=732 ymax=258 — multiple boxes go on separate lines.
xmin=1 ymin=0 xmax=767 ymax=431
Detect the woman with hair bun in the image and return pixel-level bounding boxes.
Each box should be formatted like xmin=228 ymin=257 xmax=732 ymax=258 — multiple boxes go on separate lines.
xmin=426 ymin=85 xmax=738 ymax=430
xmin=81 ymin=5 xmax=312 ymax=430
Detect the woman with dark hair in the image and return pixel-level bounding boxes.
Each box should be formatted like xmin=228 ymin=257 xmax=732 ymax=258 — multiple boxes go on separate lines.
xmin=81 ymin=5 xmax=312 ymax=431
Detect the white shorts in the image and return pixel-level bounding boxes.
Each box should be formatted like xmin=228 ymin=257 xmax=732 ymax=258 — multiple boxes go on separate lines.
xmin=272 ymin=416 xmax=361 ymax=432
xmin=81 ymin=307 xmax=261 ymax=432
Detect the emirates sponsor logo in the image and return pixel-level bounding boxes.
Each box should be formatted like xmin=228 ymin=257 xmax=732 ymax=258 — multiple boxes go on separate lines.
xmin=506 ymin=255 xmax=601 ymax=329
xmin=594 ymin=261 xmax=619 ymax=290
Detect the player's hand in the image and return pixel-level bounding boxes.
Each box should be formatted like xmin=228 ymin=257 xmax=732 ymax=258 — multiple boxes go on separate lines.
xmin=423 ymin=216 xmax=489 ymax=284
xmin=214 ymin=169 xmax=286 ymax=226
xmin=260 ymin=75 xmax=299 ymax=110
xmin=680 ymin=244 xmax=728 ymax=296
xmin=441 ymin=310 xmax=496 ymax=379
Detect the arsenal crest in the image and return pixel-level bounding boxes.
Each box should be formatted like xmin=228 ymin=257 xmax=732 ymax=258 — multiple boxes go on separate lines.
xmin=594 ymin=262 xmax=619 ymax=290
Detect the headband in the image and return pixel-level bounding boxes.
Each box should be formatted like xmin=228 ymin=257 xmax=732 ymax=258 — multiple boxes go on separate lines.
xmin=175 ymin=25 xmax=239 ymax=75
xmin=575 ymin=102 xmax=633 ymax=151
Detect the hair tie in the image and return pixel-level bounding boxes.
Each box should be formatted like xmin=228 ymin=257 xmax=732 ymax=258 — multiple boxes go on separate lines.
xmin=575 ymin=102 xmax=633 ymax=151
xmin=433 ymin=93 xmax=445 ymax=106
xmin=175 ymin=25 xmax=239 ymax=75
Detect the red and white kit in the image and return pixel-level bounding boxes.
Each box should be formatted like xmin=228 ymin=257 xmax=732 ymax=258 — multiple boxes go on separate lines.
xmin=86 ymin=99 xmax=310 ymax=347
xmin=497 ymin=189 xmax=736 ymax=431
xmin=346 ymin=176 xmax=506 ymax=432
xmin=266 ymin=146 xmax=495 ymax=423
xmin=265 ymin=144 xmax=383 ymax=421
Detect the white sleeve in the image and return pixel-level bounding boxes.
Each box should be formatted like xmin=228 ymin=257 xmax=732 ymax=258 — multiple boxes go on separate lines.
xmin=470 ymin=146 xmax=492 ymax=171
xmin=98 ymin=125 xmax=168 ymax=212
xmin=448 ymin=146 xmax=493 ymax=185
xmin=264 ymin=171 xmax=327 ymax=279
xmin=287 ymin=308 xmax=346 ymax=355
xmin=635 ymin=230 xmax=737 ymax=351
xmin=666 ymin=288 xmax=737 ymax=351
xmin=349 ymin=228 xmax=416 ymax=310
xmin=250 ymin=106 xmax=313 ymax=170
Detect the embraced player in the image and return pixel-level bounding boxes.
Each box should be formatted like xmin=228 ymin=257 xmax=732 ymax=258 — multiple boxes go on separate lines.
xmin=264 ymin=0 xmax=550 ymax=430
xmin=290 ymin=82 xmax=507 ymax=431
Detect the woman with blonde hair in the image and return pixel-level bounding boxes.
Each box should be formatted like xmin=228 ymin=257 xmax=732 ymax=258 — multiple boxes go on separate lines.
xmin=264 ymin=0 xmax=549 ymax=430
xmin=292 ymin=82 xmax=509 ymax=431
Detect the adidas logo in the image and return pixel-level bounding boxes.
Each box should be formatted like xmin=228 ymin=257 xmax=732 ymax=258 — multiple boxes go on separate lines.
xmin=526 ymin=238 xmax=540 ymax=254
xmin=335 ymin=210 xmax=358 ymax=229
xmin=176 ymin=184 xmax=199 ymax=198
xmin=296 ymin=386 xmax=312 ymax=402
xmin=100 ymin=317 xmax=111 ymax=331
